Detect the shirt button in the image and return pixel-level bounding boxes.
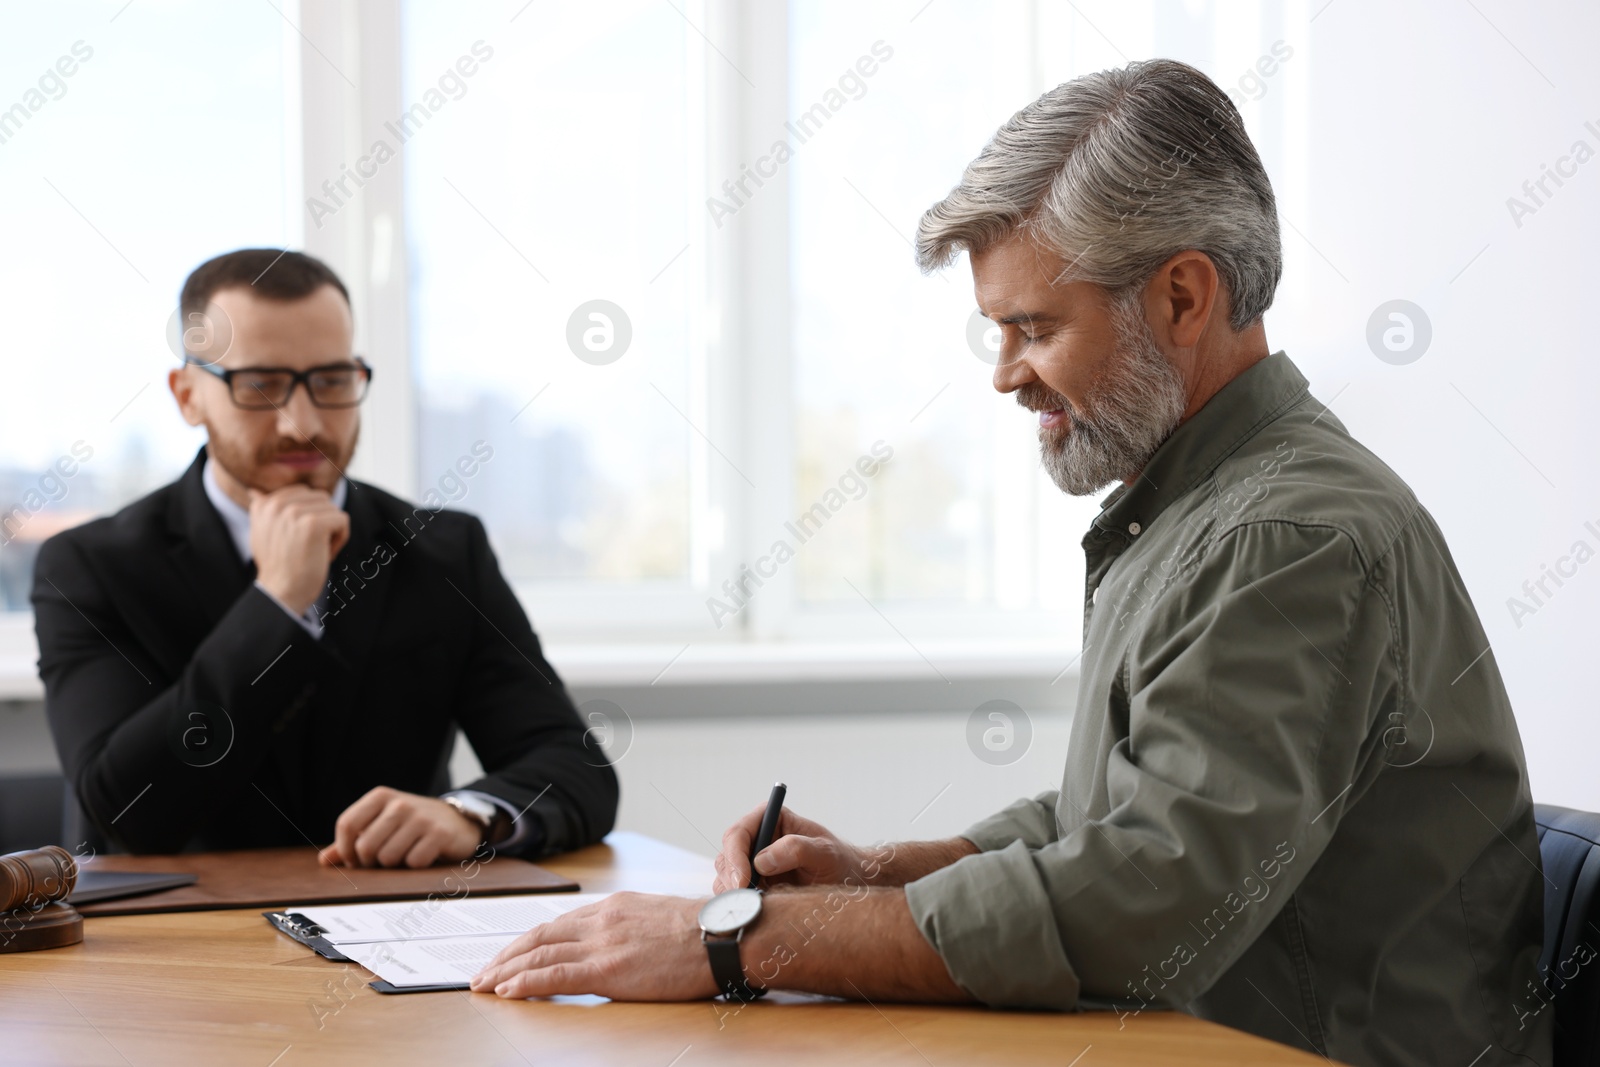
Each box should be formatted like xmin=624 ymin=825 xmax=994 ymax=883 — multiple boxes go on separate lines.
xmin=1128 ymin=522 xmax=1142 ymax=536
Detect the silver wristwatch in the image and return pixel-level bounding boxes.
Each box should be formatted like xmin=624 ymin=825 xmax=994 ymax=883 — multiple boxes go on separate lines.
xmin=442 ymin=793 xmax=507 ymax=845
xmin=698 ymin=887 xmax=767 ymax=1002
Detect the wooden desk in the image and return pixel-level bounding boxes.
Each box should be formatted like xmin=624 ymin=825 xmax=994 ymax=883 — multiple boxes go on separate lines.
xmin=0 ymin=832 xmax=1328 ymax=1066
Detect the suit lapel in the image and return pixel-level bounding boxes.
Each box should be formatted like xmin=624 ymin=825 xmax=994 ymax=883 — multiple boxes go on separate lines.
xmin=163 ymin=448 xmax=255 ymax=650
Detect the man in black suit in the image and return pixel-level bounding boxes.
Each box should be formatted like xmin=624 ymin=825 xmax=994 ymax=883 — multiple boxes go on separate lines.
xmin=32 ymin=249 xmax=617 ymax=867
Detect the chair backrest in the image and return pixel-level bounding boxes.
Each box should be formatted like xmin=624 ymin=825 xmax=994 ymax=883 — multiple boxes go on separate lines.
xmin=1534 ymin=803 xmax=1600 ymax=1065
xmin=0 ymin=773 xmax=65 ymax=854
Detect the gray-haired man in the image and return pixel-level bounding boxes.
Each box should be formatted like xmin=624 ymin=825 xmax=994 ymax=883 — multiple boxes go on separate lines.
xmin=468 ymin=58 xmax=1549 ymax=1067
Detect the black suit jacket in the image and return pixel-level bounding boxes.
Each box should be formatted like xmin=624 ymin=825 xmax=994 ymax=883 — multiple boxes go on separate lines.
xmin=31 ymin=448 xmax=617 ymax=858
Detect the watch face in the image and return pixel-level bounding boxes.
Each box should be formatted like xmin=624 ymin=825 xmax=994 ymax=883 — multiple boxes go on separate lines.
xmin=699 ymin=888 xmax=762 ymax=936
xmin=447 ymin=796 xmax=494 ymax=825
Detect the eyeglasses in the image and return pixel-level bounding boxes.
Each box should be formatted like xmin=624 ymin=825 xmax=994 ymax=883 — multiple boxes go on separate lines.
xmin=184 ymin=357 xmax=374 ymax=410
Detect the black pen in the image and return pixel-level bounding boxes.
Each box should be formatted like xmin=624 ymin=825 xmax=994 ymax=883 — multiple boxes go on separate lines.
xmin=748 ymin=781 xmax=787 ymax=889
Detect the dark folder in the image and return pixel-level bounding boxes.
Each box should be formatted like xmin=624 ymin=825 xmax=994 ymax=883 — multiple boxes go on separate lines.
xmin=68 ymin=869 xmax=198 ymax=905
xmin=72 ymin=846 xmax=579 ymax=916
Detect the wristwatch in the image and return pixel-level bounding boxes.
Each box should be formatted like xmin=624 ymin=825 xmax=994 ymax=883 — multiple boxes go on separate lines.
xmin=698 ymin=887 xmax=767 ymax=1002
xmin=442 ymin=793 xmax=512 ymax=847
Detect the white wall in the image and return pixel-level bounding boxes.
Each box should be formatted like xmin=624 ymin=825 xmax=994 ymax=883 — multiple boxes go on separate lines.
xmin=1275 ymin=4 xmax=1600 ymax=810
xmin=454 ymin=707 xmax=1075 ymax=861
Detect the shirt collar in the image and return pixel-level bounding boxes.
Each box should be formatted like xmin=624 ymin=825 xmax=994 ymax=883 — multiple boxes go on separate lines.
xmin=1092 ymin=350 xmax=1309 ymax=540
xmin=202 ymin=456 xmax=349 ymax=564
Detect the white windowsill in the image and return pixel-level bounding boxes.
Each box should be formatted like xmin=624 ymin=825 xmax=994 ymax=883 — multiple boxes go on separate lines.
xmin=0 ymin=614 xmax=1077 ymax=703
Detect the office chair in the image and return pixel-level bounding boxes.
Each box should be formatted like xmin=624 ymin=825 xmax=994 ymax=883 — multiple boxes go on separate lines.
xmin=0 ymin=773 xmax=65 ymax=854
xmin=1534 ymin=804 xmax=1600 ymax=1065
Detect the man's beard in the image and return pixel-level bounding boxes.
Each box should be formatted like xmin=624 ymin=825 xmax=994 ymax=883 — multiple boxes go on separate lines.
xmin=206 ymin=424 xmax=358 ymax=495
xmin=1017 ymin=294 xmax=1188 ymax=496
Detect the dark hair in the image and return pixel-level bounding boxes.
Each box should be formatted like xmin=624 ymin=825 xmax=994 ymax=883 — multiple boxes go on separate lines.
xmin=179 ymin=248 xmax=350 ymax=322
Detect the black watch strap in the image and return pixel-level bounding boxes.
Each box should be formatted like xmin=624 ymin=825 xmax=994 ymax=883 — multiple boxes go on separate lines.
xmin=483 ymin=807 xmax=514 ymax=847
xmin=705 ymin=935 xmax=766 ymax=1002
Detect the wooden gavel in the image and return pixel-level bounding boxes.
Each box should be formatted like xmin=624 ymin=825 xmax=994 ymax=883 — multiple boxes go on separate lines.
xmin=0 ymin=846 xmax=84 ymax=953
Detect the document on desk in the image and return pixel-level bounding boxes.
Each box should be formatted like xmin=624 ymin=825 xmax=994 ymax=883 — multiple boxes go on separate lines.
xmin=279 ymin=892 xmax=610 ymax=989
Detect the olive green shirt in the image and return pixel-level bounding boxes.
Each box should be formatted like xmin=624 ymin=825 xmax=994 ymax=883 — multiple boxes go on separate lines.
xmin=905 ymin=352 xmax=1550 ymax=1066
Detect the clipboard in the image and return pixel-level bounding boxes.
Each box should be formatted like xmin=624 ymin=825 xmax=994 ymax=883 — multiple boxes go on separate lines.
xmin=368 ymin=980 xmax=469 ymax=994
xmin=264 ymin=892 xmax=609 ymax=993
xmin=262 ymin=910 xmax=353 ymax=962
xmin=262 ymin=918 xmax=475 ymax=990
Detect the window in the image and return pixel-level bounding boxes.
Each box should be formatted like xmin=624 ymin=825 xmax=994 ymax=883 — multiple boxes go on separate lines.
xmin=3 ymin=0 xmax=1590 ymax=812
xmin=394 ymin=1 xmax=1141 ymax=646
xmin=404 ymin=0 xmax=702 ymax=589
xmin=0 ymin=0 xmax=1306 ymax=652
xmin=1 ymin=0 xmax=1305 ymax=655
xmin=786 ymin=1 xmax=1089 ymax=623
xmin=0 ymin=0 xmax=301 ymax=610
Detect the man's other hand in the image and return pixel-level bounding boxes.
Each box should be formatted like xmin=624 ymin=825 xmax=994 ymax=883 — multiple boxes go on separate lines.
xmin=471 ymin=893 xmax=716 ymax=1002
xmin=248 ymin=484 xmax=350 ymax=615
xmin=318 ymin=786 xmax=483 ymax=868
